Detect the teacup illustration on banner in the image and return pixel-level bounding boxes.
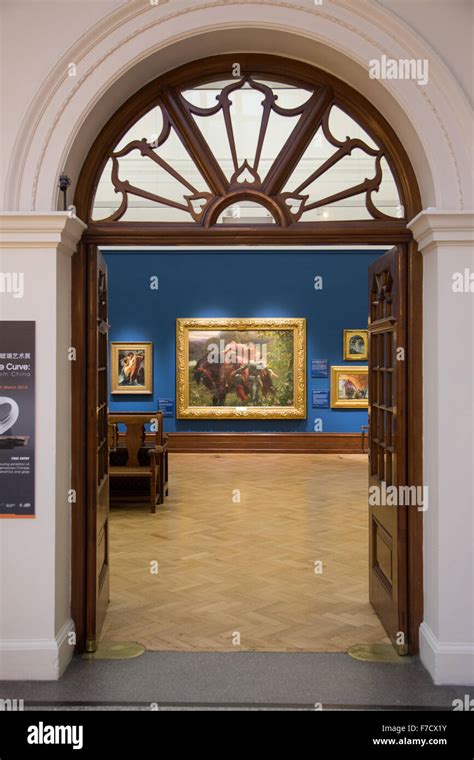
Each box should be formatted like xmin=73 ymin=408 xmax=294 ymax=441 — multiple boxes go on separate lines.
xmin=0 ymin=397 xmax=20 ymax=435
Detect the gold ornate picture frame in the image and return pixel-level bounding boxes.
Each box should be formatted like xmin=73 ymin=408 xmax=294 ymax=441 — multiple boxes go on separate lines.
xmin=176 ymin=318 xmax=306 ymax=419
xmin=330 ymin=365 xmax=368 ymax=408
xmin=110 ymin=342 xmax=153 ymax=394
xmin=343 ymin=329 xmax=369 ymax=361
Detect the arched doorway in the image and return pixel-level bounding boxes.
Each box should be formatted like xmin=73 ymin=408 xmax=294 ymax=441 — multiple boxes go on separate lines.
xmin=71 ymin=54 xmax=423 ymax=656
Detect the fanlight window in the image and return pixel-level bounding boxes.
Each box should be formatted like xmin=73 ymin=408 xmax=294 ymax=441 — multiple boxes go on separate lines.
xmin=216 ymin=201 xmax=277 ymax=225
xmin=91 ymin=75 xmax=404 ymax=225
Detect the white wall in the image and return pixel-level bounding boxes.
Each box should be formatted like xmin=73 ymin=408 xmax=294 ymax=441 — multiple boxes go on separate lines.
xmin=0 ymin=214 xmax=84 ymax=679
xmin=378 ymin=0 xmax=473 ymax=107
xmin=410 ymin=211 xmax=474 ymax=685
xmin=0 ymin=0 xmax=123 ymax=196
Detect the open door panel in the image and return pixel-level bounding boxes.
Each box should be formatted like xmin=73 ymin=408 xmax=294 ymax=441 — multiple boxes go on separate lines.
xmin=86 ymin=245 xmax=110 ymax=652
xmin=368 ymin=245 xmax=408 ymax=654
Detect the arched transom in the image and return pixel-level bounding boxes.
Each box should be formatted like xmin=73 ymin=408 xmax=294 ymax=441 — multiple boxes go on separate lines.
xmin=89 ymin=70 xmax=406 ymax=228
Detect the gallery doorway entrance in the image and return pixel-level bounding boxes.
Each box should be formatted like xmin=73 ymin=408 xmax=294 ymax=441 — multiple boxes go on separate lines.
xmin=70 ymin=55 xmax=423 ymax=657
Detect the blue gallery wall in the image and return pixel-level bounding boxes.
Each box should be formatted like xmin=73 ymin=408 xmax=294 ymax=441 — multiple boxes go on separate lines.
xmin=105 ymin=249 xmax=382 ymax=432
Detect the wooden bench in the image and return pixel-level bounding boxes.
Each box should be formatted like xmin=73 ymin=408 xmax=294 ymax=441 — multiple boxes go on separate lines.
xmin=108 ymin=412 xmax=168 ymax=513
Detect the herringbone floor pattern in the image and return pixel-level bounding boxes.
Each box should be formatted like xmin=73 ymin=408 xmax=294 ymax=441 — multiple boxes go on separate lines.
xmin=102 ymin=453 xmax=390 ymax=651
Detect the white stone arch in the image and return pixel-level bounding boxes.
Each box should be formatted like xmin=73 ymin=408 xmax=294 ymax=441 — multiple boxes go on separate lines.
xmin=3 ymin=0 xmax=472 ymax=215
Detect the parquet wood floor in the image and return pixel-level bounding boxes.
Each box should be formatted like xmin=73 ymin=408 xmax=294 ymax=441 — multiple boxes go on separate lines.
xmin=101 ymin=453 xmax=390 ymax=652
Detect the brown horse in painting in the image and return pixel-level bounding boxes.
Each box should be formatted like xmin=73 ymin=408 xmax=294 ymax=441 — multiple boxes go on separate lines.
xmin=193 ymin=355 xmax=277 ymax=406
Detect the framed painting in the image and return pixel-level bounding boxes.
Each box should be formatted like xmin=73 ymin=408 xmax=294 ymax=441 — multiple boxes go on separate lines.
xmin=176 ymin=318 xmax=306 ymax=419
xmin=110 ymin=342 xmax=152 ymax=394
xmin=343 ymin=329 xmax=369 ymax=361
xmin=330 ymin=365 xmax=368 ymax=408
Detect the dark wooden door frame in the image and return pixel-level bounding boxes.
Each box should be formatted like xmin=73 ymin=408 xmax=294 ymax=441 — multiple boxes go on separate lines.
xmin=70 ymin=54 xmax=423 ymax=654
xmin=86 ymin=246 xmax=110 ymax=651
xmin=71 ymin=239 xmax=423 ymax=654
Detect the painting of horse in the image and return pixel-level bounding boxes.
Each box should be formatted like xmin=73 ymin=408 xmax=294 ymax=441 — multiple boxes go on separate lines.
xmin=176 ymin=318 xmax=306 ymax=419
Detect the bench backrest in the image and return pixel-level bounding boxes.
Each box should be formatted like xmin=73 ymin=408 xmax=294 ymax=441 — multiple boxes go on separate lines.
xmin=108 ymin=412 xmax=163 ymax=467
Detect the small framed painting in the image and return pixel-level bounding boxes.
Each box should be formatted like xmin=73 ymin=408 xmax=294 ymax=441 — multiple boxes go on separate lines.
xmin=110 ymin=342 xmax=153 ymax=394
xmin=343 ymin=329 xmax=368 ymax=360
xmin=330 ymin=366 xmax=368 ymax=408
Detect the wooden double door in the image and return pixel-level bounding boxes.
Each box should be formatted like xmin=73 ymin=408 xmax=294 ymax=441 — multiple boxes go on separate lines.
xmin=368 ymin=246 xmax=410 ymax=654
xmin=72 ymin=244 xmax=110 ymax=652
xmin=74 ymin=244 xmax=421 ymax=654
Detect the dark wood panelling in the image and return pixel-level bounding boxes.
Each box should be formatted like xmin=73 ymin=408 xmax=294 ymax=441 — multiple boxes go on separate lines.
xmin=70 ymin=242 xmax=87 ymax=651
xmin=83 ymin=221 xmax=412 ymax=246
xmin=86 ymin=247 xmax=110 ymax=652
xmin=406 ymin=239 xmax=424 ymax=654
xmin=368 ymin=246 xmax=408 ymax=654
xmin=134 ymin=432 xmax=365 ymax=454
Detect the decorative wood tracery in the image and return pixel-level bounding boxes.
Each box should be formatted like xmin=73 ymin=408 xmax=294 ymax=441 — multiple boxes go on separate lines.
xmin=77 ymin=56 xmax=421 ymax=234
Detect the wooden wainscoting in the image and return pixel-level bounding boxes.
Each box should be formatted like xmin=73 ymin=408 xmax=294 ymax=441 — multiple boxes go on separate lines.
xmin=117 ymin=431 xmax=363 ymax=454
xmin=118 ymin=433 xmax=367 ymax=454
xmin=162 ymin=432 xmax=363 ymax=454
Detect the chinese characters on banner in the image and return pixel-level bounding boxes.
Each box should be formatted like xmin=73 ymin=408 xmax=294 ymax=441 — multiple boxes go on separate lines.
xmin=0 ymin=322 xmax=35 ymax=518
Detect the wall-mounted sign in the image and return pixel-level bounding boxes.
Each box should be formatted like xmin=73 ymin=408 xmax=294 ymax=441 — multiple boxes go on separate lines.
xmin=312 ymin=390 xmax=329 ymax=409
xmin=0 ymin=321 xmax=35 ymax=518
xmin=158 ymin=398 xmax=175 ymax=418
xmin=312 ymin=359 xmax=328 ymax=378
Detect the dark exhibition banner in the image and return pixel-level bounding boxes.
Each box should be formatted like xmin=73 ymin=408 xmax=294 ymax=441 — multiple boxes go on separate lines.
xmin=0 ymin=321 xmax=35 ymax=518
